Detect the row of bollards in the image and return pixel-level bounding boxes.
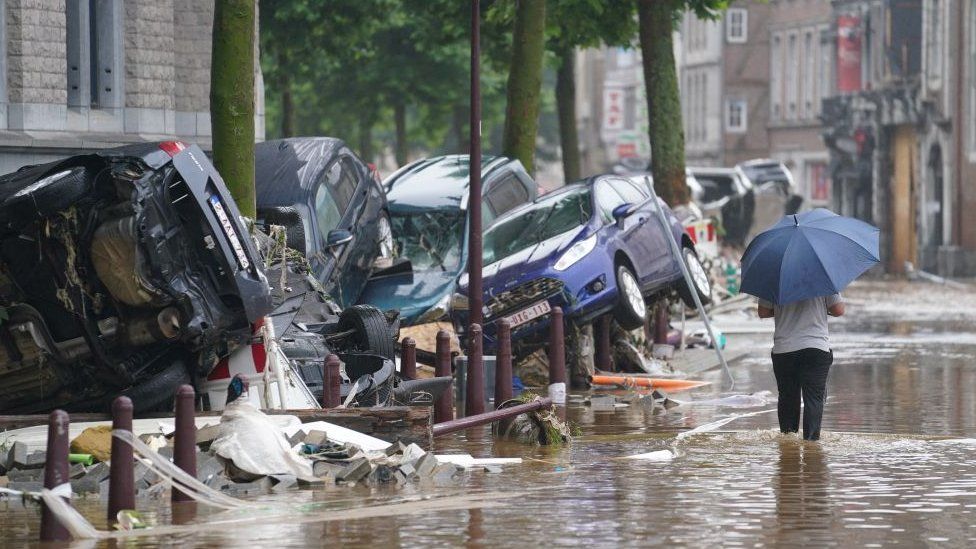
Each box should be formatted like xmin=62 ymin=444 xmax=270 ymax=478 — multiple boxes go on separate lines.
xmin=39 ymin=384 xmax=201 ymax=541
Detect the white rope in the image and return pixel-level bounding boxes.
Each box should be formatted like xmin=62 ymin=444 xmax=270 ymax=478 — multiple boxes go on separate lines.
xmin=0 ymin=482 xmax=71 ymax=500
xmin=112 ymin=429 xmax=253 ymax=510
xmin=39 ymin=488 xmax=104 ymax=540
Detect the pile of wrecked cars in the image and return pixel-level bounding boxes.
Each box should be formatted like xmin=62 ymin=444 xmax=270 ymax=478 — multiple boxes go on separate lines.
xmin=0 ymin=139 xmax=430 ymax=415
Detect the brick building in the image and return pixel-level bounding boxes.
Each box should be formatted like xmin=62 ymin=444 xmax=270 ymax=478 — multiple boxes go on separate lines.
xmin=0 ymin=0 xmax=263 ymax=174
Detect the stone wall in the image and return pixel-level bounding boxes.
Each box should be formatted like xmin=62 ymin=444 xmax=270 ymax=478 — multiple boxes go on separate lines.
xmin=6 ymin=0 xmax=66 ymax=104
xmin=124 ymin=0 xmax=176 ymax=110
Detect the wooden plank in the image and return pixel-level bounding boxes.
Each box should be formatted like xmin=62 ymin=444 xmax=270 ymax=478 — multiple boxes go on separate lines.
xmin=0 ymin=406 xmax=433 ymax=450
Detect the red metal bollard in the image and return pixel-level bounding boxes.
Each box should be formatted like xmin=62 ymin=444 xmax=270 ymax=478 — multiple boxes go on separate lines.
xmin=547 ymin=307 xmax=567 ymax=405
xmin=173 ymin=385 xmax=197 ymax=503
xmin=494 ymin=319 xmax=513 ymax=407
xmin=39 ymin=410 xmax=71 ymax=542
xmin=434 ymin=330 xmax=453 ymax=422
xmin=108 ymin=396 xmax=135 ymax=525
xmin=595 ymin=315 xmax=612 ymax=372
xmin=322 ymin=354 xmax=341 ymax=408
xmin=401 ymin=337 xmax=417 ymax=380
xmin=465 ymin=324 xmax=486 ymax=416
xmin=653 ymin=302 xmax=669 ymax=345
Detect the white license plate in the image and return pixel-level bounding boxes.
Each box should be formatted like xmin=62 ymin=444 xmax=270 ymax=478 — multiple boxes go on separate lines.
xmin=502 ymin=300 xmax=552 ymax=329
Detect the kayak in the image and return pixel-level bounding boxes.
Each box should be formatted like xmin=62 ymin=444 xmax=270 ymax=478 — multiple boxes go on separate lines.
xmin=589 ymin=375 xmax=710 ymax=391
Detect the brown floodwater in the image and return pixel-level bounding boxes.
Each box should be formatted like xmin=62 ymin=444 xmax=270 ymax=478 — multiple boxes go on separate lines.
xmin=2 ymin=290 xmax=976 ymax=547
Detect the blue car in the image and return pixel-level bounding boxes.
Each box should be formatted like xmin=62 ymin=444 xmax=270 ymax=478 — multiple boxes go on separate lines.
xmin=454 ymin=174 xmax=712 ymax=365
xmin=358 ymin=155 xmax=538 ymax=325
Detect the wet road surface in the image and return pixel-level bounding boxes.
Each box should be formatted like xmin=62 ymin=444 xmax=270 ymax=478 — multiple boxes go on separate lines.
xmin=2 ymin=280 xmax=975 ymax=547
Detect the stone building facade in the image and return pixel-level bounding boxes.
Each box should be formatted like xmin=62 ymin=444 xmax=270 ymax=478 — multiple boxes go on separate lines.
xmin=0 ymin=0 xmax=263 ymax=175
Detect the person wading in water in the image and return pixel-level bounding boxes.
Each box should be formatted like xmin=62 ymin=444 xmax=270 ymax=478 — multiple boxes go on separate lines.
xmin=758 ymin=295 xmax=845 ymax=441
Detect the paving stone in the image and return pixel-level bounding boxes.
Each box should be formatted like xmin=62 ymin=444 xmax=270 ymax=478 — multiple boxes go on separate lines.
xmin=433 ymin=463 xmax=461 ymax=481
xmin=84 ymin=462 xmax=110 ymax=483
xmin=304 ymin=430 xmax=329 ymax=446
xmin=8 ymin=481 xmax=43 ymax=493
xmin=71 ymin=476 xmax=101 ymax=495
xmin=483 ymin=465 xmax=503 ymax=474
xmin=7 ymin=468 xmax=43 ymax=482
xmin=662 ymin=398 xmax=680 ymax=409
xmin=385 ymin=441 xmax=408 ymax=457
xmin=69 ymin=463 xmax=87 ymax=479
xmin=157 ymin=446 xmax=175 ymax=461
xmin=287 ymin=430 xmax=306 ymax=447
xmin=312 ymin=460 xmax=343 ymax=479
xmin=5 ymin=442 xmax=27 ymax=470
xmin=270 ymin=474 xmax=298 ymax=492
xmin=296 ymin=477 xmax=325 ymax=488
xmin=414 ymin=453 xmax=438 ymax=478
xmin=369 ymin=464 xmax=396 ymax=484
xmin=398 ymin=462 xmax=416 ymax=478
xmin=195 ymin=424 xmax=220 ymax=448
xmin=336 ymin=457 xmax=371 ymax=483
xmin=590 ymin=395 xmax=616 ymax=411
xmin=22 ymin=451 xmax=46 ymax=469
xmin=224 ymin=477 xmax=272 ymax=496
xmin=196 ymin=456 xmax=224 ymax=484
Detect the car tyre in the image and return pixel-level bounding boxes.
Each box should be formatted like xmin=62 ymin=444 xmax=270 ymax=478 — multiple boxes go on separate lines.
xmin=613 ymin=264 xmax=647 ymax=330
xmin=260 ymin=206 xmax=308 ymax=254
xmin=337 ymin=304 xmax=396 ymax=360
xmin=1 ymin=166 xmax=92 ymax=229
xmin=677 ymin=247 xmax=713 ymax=308
xmin=117 ymin=355 xmax=192 ymax=413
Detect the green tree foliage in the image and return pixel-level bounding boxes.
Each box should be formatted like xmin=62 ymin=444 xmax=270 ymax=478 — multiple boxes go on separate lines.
xmin=546 ymin=0 xmax=638 ymax=183
xmin=212 ymin=0 xmax=256 ymax=217
xmin=638 ymin=0 xmax=727 ymax=207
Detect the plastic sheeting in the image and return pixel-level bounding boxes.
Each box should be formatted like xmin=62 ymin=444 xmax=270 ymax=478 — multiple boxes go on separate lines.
xmin=210 ymin=400 xmax=315 ymax=480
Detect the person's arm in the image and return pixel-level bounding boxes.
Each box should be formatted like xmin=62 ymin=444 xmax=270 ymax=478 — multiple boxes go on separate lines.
xmin=826 ymin=293 xmax=845 ymax=317
xmin=757 ymin=299 xmax=774 ymax=319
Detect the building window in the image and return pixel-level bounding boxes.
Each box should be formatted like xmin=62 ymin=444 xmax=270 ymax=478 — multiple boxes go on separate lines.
xmin=624 ymin=87 xmax=636 ymax=130
xmin=66 ymin=0 xmax=122 ymax=109
xmin=725 ymin=99 xmax=747 ymax=133
xmin=803 ymin=31 xmax=816 ymax=118
xmin=927 ymin=0 xmax=943 ymax=88
xmin=786 ymin=33 xmax=798 ymax=119
xmin=726 ymin=9 xmax=748 ymax=44
xmin=771 ymin=34 xmax=782 ymax=119
xmin=969 ymin=0 xmax=976 ymax=156
xmin=819 ymin=27 xmax=832 ymax=112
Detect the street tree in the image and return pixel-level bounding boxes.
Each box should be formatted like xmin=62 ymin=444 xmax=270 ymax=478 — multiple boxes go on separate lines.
xmin=637 ymin=0 xmax=727 ymax=207
xmin=547 ymin=0 xmax=637 ymax=183
xmin=501 ymin=0 xmax=546 ymax=174
xmin=212 ymin=0 xmax=257 ymax=217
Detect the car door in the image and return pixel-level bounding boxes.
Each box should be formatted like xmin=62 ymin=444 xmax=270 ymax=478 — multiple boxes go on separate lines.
xmin=592 ymin=178 xmax=648 ymax=276
xmin=311 ymin=154 xmax=364 ymax=306
xmin=611 ymin=177 xmax=678 ymax=285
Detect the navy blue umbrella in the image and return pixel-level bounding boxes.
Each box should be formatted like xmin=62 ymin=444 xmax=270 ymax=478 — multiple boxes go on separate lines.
xmin=740 ymin=208 xmax=880 ymax=305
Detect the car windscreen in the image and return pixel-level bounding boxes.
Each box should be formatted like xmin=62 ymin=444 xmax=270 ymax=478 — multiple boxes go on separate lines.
xmin=692 ymin=174 xmax=738 ymax=203
xmin=483 ymin=188 xmax=592 ymax=265
xmin=391 ymin=210 xmax=465 ymax=272
xmin=739 ymin=163 xmax=790 ymax=185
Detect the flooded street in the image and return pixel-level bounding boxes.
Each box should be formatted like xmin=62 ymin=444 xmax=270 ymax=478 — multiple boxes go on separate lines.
xmin=3 ymin=281 xmax=976 ymax=547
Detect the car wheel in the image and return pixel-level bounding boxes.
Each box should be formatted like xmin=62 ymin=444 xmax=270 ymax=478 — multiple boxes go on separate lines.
xmin=117 ymin=354 xmax=192 ymax=413
xmin=1 ymin=166 xmax=92 ymax=228
xmin=260 ymin=206 xmax=307 ymax=254
xmin=377 ymin=213 xmax=394 ymax=259
xmin=613 ymin=264 xmax=647 ymax=330
xmin=337 ymin=304 xmax=396 ymax=360
xmin=678 ymin=247 xmax=712 ymax=308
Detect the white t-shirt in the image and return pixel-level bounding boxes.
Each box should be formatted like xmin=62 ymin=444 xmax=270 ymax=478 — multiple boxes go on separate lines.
xmin=758 ymin=294 xmax=843 ymax=354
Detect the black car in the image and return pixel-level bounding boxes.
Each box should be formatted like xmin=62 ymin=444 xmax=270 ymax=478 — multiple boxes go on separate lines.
xmin=255 ymin=138 xmax=393 ymax=308
xmin=0 ymin=142 xmax=272 ymax=412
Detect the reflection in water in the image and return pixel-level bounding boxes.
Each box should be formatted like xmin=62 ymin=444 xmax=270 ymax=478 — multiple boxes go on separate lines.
xmin=774 ymin=439 xmax=832 ymax=545
xmin=3 ymin=316 xmax=976 ymax=547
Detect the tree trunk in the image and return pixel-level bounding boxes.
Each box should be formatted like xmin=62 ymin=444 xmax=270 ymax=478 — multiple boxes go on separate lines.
xmin=637 ymin=0 xmax=689 ymax=207
xmin=502 ymin=0 xmax=546 ymax=174
xmin=278 ymin=52 xmax=294 ymax=137
xmin=556 ymin=46 xmax=580 ymax=184
xmin=359 ymin=114 xmax=374 ymax=163
xmin=211 ymin=0 xmax=256 ymax=217
xmin=394 ymin=102 xmax=408 ymax=167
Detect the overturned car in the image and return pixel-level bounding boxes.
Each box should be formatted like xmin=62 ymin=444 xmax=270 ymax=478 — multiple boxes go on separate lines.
xmin=0 ymin=142 xmax=406 ymax=414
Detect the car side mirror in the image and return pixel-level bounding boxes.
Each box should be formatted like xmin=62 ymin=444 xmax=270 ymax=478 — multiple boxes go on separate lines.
xmin=612 ymin=203 xmax=634 ymax=224
xmin=327 ymin=229 xmax=354 ymax=248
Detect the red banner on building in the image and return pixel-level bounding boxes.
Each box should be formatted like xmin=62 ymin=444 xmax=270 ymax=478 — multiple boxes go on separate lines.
xmin=836 ymin=15 xmax=862 ymax=92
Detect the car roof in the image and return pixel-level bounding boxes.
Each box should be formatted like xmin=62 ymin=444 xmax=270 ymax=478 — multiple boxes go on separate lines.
xmin=384 ymin=154 xmax=510 ymax=210
xmin=255 ymin=137 xmax=345 ymax=208
xmin=687 ymin=166 xmax=738 ymax=176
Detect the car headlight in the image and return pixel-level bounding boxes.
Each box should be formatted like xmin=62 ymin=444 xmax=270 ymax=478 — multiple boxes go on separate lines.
xmin=554 ymin=234 xmax=597 ymax=271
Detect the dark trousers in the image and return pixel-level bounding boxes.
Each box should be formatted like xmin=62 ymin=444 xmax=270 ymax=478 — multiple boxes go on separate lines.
xmin=771 ymin=348 xmax=833 ymax=441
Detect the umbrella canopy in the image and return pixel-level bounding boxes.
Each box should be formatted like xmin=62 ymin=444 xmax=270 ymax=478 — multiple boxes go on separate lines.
xmin=740 ymin=208 xmax=880 ymax=305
